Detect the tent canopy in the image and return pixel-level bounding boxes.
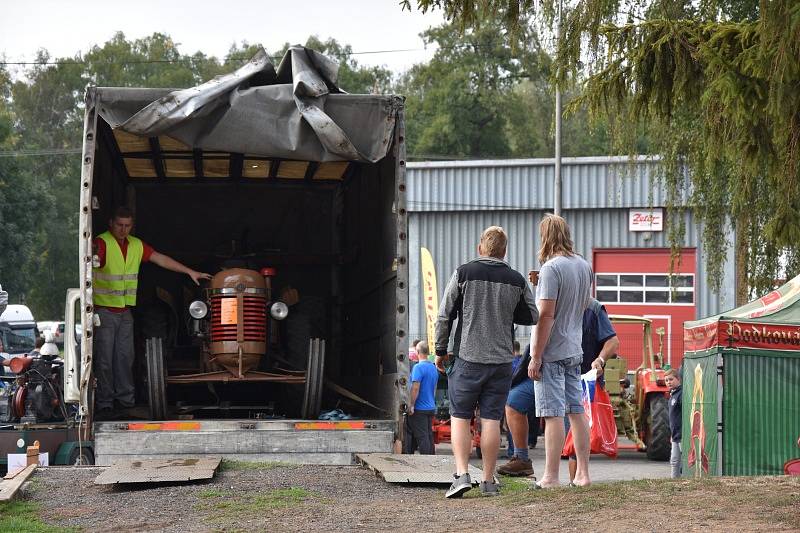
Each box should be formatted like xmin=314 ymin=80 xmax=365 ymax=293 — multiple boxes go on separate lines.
xmin=684 ymin=274 xmax=800 ymax=356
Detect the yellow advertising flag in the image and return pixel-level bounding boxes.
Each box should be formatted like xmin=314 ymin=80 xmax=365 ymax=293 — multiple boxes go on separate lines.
xmin=420 ymin=247 xmax=439 ymax=358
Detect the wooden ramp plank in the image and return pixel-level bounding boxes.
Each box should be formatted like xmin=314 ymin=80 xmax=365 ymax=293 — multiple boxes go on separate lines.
xmin=356 ymin=453 xmax=483 ymax=485
xmin=0 ymin=464 xmax=36 ymax=502
xmin=94 ymin=457 xmax=221 ymax=485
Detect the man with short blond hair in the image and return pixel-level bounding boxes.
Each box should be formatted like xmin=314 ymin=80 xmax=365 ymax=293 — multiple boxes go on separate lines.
xmin=435 ymin=226 xmax=538 ymax=498
xmin=480 ymin=226 xmax=508 ymax=258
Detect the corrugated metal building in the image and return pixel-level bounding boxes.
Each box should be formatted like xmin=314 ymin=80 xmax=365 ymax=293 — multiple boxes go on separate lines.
xmin=407 ymin=156 xmax=736 ymax=369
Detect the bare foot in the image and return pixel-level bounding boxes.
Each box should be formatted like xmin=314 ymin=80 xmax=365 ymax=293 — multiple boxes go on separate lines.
xmin=534 ymin=478 xmax=560 ymax=488
xmin=572 ymin=477 xmax=591 ymax=487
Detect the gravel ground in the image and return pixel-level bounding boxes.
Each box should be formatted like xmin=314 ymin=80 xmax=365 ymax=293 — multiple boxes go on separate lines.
xmin=17 ymin=462 xmax=800 ymax=532
xmin=25 ymin=464 xmax=434 ymax=532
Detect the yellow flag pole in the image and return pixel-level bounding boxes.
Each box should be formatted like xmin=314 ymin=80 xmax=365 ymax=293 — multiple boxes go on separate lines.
xmin=420 ymin=247 xmax=438 ymax=361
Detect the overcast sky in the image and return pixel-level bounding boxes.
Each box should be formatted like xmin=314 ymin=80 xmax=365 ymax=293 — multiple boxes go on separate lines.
xmin=0 ymin=0 xmax=445 ymax=77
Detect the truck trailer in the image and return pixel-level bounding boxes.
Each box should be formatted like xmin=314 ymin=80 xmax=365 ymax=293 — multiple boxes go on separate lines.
xmin=55 ymin=47 xmax=410 ymax=465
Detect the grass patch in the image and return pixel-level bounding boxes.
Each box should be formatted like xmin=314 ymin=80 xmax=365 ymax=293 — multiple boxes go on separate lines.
xmin=499 ymin=478 xmax=705 ymax=508
xmin=0 ymin=501 xmax=78 ymax=533
xmin=199 ymin=487 xmax=313 ymax=522
xmin=198 ymin=489 xmax=230 ymax=499
xmin=252 ymin=487 xmax=310 ymax=509
xmin=218 ymin=459 xmax=294 ymax=472
xmin=493 ymin=476 xmax=799 ymax=530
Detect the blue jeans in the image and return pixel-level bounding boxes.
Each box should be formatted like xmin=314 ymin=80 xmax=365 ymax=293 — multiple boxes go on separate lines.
xmin=505 ymin=379 xmax=540 ymax=455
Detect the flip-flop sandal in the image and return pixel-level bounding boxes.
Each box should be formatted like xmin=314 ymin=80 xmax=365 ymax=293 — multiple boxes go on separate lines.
xmin=531 ymin=481 xmax=546 ymax=490
xmin=567 ymin=482 xmax=577 ymax=488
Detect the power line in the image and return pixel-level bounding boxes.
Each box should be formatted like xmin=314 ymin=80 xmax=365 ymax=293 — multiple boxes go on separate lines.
xmin=0 ymin=48 xmax=432 ymax=67
xmin=0 ymin=41 xmax=535 ymax=67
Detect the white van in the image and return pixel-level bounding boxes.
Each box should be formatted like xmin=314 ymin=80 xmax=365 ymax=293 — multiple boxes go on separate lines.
xmin=0 ymin=304 xmax=37 ymax=355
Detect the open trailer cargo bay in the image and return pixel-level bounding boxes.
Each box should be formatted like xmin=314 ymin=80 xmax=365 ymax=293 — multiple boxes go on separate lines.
xmin=62 ymin=47 xmax=410 ymax=465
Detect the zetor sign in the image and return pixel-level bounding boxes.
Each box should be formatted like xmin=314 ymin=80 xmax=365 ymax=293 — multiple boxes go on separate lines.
xmin=629 ymin=208 xmax=663 ymax=231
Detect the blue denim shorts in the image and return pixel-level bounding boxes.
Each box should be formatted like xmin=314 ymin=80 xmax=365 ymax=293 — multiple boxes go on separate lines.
xmin=506 ymin=378 xmax=535 ymax=414
xmin=533 ymin=354 xmax=584 ymax=418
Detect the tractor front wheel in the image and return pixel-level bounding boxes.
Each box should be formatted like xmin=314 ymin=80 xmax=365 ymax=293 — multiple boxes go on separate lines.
xmin=645 ymin=394 xmax=671 ymax=461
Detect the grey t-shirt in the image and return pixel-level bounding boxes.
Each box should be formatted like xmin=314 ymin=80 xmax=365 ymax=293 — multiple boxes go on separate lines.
xmin=536 ymin=254 xmax=592 ymax=362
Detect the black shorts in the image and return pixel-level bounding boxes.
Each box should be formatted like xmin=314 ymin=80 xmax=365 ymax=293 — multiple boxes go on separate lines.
xmin=447 ymin=358 xmax=513 ymax=421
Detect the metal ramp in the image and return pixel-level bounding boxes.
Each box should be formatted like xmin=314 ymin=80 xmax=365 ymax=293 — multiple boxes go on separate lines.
xmin=94 ymin=457 xmax=221 ymax=485
xmin=357 ymin=453 xmax=483 ymax=484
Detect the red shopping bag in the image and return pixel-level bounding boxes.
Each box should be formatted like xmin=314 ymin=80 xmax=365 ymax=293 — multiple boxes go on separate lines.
xmin=562 ymin=385 xmax=618 ymax=458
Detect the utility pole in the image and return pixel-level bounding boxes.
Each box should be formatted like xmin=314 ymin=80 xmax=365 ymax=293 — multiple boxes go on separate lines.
xmin=553 ymin=0 xmax=563 ymax=217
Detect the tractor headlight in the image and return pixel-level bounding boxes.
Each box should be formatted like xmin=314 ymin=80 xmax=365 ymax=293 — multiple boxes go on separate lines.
xmin=270 ymin=302 xmax=288 ymax=321
xmin=189 ymin=300 xmax=208 ymax=320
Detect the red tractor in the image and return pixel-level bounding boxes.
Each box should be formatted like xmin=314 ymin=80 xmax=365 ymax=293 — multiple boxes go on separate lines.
xmin=606 ymin=315 xmax=672 ymax=461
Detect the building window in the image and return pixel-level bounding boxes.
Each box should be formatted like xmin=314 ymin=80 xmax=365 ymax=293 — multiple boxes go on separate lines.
xmin=594 ymin=273 xmax=694 ymax=305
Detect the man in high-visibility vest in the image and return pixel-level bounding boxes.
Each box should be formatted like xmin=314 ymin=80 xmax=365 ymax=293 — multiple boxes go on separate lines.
xmin=93 ymin=206 xmax=211 ymax=419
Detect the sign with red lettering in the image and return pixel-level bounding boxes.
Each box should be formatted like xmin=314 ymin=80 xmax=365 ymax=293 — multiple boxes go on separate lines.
xmin=685 ymin=319 xmax=800 ymax=353
xmin=629 ymin=208 xmax=663 ymax=232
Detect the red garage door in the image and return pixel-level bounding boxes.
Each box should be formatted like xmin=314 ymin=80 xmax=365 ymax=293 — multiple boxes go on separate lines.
xmin=592 ymin=248 xmax=696 ymax=371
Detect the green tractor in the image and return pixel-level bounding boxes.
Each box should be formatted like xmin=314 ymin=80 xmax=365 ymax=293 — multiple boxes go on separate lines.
xmin=605 ymin=315 xmax=672 ymax=461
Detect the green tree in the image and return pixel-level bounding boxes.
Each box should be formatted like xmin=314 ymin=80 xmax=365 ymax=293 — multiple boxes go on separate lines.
xmin=404 ymin=0 xmax=794 ymax=298
xmin=399 ymin=14 xmax=543 ymax=158
xmin=0 ymin=65 xmax=50 ymax=305
xmin=398 ymin=12 xmax=614 ymax=159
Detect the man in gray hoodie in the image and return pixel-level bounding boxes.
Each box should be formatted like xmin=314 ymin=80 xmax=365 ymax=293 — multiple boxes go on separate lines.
xmin=435 ymin=226 xmax=539 ymax=498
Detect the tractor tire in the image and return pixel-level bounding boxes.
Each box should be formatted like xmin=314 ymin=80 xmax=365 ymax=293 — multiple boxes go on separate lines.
xmin=68 ymin=446 xmax=95 ymax=466
xmin=646 ymin=394 xmax=671 ymax=461
xmin=284 ymin=297 xmax=327 ymax=369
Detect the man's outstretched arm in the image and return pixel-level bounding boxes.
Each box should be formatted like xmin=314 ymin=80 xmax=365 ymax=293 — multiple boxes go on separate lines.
xmin=150 ymin=251 xmax=212 ymax=285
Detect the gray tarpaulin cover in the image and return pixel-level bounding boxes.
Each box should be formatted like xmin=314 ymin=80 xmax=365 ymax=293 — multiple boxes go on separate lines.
xmin=96 ymin=46 xmax=401 ymax=163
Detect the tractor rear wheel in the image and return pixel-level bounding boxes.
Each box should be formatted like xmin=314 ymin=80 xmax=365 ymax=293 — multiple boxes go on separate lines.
xmin=645 ymin=394 xmax=671 ymax=461
xmin=68 ymin=446 xmax=95 ymax=466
